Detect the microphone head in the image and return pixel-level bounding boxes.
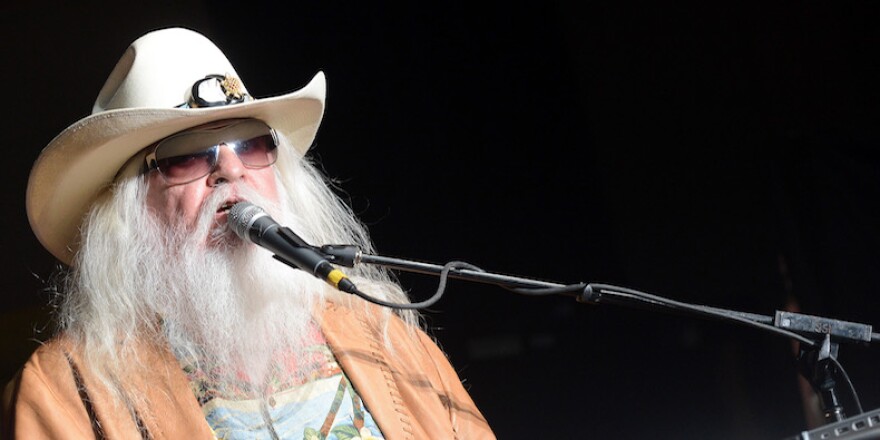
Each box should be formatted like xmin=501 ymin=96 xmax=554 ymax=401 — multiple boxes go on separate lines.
xmin=228 ymin=201 xmax=263 ymax=240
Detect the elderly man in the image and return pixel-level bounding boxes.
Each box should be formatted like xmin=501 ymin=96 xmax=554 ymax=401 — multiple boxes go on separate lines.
xmin=3 ymin=28 xmax=493 ymax=439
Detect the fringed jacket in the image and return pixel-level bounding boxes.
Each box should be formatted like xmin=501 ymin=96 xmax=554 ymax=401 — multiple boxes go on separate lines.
xmin=3 ymin=302 xmax=494 ymax=439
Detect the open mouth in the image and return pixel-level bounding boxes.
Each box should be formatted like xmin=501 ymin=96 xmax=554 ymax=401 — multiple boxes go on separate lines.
xmin=217 ymin=200 xmax=239 ymax=214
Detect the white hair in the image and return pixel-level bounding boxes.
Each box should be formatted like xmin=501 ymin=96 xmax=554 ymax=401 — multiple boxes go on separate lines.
xmin=56 ymin=134 xmax=417 ymax=410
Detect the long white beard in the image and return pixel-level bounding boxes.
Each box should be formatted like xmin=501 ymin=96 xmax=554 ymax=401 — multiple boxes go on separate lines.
xmin=146 ymin=182 xmax=330 ymax=395
xmin=64 ymin=152 xmax=414 ymax=409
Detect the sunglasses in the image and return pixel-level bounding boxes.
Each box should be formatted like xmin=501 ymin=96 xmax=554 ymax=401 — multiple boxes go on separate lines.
xmin=145 ymin=119 xmax=279 ymax=185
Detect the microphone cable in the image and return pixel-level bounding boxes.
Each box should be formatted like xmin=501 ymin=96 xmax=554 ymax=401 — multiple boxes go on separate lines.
xmin=346 ymin=261 xmax=482 ymax=310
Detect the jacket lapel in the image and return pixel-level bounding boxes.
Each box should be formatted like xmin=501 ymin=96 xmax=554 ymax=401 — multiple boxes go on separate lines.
xmin=320 ymin=302 xmax=415 ymax=440
xmin=64 ymin=338 xmax=214 ymax=439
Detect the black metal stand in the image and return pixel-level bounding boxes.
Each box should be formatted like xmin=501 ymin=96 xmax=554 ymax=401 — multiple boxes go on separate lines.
xmin=798 ymin=334 xmax=847 ymax=423
xmin=318 ymin=246 xmax=878 ymax=435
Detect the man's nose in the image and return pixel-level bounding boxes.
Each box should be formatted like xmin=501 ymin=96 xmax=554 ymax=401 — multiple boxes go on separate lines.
xmin=206 ymin=144 xmax=244 ymax=186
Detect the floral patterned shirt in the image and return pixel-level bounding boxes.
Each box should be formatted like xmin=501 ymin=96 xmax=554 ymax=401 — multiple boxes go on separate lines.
xmin=175 ymin=322 xmax=384 ymax=440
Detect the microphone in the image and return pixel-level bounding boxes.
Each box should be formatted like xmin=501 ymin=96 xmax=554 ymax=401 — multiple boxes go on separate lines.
xmin=228 ymin=202 xmax=358 ymax=294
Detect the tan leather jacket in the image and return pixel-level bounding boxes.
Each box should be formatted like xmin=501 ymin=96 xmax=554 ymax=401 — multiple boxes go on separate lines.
xmin=2 ymin=302 xmax=494 ymax=439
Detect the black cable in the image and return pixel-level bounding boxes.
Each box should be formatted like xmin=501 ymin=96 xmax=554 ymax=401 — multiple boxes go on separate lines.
xmin=508 ymin=281 xmax=814 ymax=345
xmin=587 ymin=283 xmax=818 ymax=347
xmin=828 ymin=355 xmax=864 ymax=415
xmin=505 ymin=281 xmax=815 ymax=345
xmin=507 ymin=283 xmax=588 ymax=296
xmin=346 ymin=261 xmax=481 ymax=310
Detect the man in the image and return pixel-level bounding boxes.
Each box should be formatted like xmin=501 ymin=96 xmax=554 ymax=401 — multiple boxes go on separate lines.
xmin=3 ymin=27 xmax=494 ymax=439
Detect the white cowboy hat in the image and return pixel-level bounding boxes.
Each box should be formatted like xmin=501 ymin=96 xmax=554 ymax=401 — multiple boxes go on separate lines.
xmin=26 ymin=27 xmax=326 ymax=265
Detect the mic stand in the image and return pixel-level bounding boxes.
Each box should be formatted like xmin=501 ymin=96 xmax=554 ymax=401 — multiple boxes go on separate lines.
xmin=319 ymin=246 xmax=877 ymax=430
xmin=798 ymin=334 xmax=846 ymax=423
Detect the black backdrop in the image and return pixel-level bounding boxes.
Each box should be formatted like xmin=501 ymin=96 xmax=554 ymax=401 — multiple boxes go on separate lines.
xmin=2 ymin=2 xmax=879 ymax=439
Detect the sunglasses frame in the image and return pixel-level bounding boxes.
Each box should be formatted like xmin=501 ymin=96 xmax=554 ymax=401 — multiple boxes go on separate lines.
xmin=144 ymin=119 xmax=279 ymax=185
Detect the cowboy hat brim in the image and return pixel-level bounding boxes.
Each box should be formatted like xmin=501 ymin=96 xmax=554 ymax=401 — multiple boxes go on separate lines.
xmin=27 ymin=71 xmax=326 ymax=265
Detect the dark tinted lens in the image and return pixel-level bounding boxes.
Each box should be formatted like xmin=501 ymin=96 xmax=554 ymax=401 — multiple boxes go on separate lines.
xmin=156 ymin=148 xmax=216 ymax=183
xmin=233 ymin=134 xmax=278 ymax=167
xmin=149 ymin=120 xmax=276 ymax=184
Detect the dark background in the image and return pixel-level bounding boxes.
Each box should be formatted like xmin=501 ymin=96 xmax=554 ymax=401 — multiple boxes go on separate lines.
xmin=2 ymin=2 xmax=879 ymax=439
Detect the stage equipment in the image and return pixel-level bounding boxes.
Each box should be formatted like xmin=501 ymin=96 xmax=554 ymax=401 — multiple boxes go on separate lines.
xmin=229 ymin=203 xmax=879 ymax=438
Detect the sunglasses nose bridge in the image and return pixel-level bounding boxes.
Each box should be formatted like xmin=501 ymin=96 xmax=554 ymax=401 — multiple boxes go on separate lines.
xmin=213 ymin=142 xmax=247 ymax=172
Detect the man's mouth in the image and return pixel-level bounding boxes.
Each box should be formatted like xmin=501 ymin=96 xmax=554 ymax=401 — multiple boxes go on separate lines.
xmin=217 ymin=200 xmax=240 ymax=214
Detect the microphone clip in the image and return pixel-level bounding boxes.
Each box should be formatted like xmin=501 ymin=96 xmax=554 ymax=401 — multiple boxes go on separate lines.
xmin=319 ymin=244 xmax=361 ymax=268
xmin=269 ymin=228 xmax=360 ymax=269
xmin=268 ymin=227 xmax=322 ymax=271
